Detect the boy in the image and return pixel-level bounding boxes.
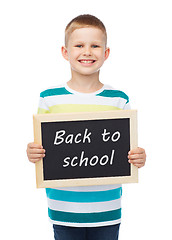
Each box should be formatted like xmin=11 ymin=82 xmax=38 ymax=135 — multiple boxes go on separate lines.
xmin=27 ymin=14 xmax=146 ymax=240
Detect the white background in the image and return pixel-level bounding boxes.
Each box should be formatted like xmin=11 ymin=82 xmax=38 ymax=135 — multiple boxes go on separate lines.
xmin=0 ymin=0 xmax=172 ymax=239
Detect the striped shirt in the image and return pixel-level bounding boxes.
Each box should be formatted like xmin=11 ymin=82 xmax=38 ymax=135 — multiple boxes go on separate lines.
xmin=38 ymin=83 xmax=130 ymax=227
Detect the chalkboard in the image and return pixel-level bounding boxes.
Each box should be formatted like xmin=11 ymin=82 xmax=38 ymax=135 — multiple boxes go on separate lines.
xmin=33 ymin=110 xmax=138 ymax=188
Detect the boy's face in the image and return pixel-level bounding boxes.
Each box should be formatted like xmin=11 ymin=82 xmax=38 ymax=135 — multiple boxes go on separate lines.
xmin=62 ymin=27 xmax=110 ymax=76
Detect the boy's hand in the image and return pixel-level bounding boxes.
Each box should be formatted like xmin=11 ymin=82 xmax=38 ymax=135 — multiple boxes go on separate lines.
xmin=128 ymin=147 xmax=146 ymax=168
xmin=26 ymin=142 xmax=45 ymax=163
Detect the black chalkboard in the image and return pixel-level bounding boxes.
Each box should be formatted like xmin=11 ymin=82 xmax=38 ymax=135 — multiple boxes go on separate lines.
xmin=33 ymin=110 xmax=138 ymax=188
xmin=41 ymin=118 xmax=130 ymax=181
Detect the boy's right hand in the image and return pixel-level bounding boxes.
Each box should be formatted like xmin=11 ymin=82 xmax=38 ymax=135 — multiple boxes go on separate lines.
xmin=26 ymin=142 xmax=45 ymax=163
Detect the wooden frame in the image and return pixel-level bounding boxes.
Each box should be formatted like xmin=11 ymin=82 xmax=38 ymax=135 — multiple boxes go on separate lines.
xmin=33 ymin=110 xmax=138 ymax=188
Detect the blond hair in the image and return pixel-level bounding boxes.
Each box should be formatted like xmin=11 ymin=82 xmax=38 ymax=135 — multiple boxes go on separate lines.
xmin=65 ymin=14 xmax=107 ymax=47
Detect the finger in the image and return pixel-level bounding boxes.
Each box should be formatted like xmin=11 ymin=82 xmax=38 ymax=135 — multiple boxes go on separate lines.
xmin=29 ymin=148 xmax=45 ymax=155
xmin=128 ymin=153 xmax=144 ymax=160
xmin=129 ymin=147 xmax=145 ymax=155
xmin=28 ymin=142 xmax=43 ymax=149
xmin=128 ymin=158 xmax=145 ymax=164
xmin=128 ymin=159 xmax=145 ymax=167
xmin=27 ymin=153 xmax=43 ymax=162
xmin=29 ymin=158 xmax=43 ymax=163
xmin=29 ymin=153 xmax=45 ymax=159
xmin=133 ymin=163 xmax=144 ymax=168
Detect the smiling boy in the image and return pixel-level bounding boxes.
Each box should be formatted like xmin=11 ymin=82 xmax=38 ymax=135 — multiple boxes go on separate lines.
xmin=27 ymin=14 xmax=146 ymax=240
xmin=62 ymin=26 xmax=109 ymax=89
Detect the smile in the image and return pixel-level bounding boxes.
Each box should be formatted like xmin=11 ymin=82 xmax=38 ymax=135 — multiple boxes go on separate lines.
xmin=78 ymin=59 xmax=96 ymax=64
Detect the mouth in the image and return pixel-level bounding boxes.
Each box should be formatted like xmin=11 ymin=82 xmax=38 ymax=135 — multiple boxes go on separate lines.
xmin=78 ymin=59 xmax=96 ymax=64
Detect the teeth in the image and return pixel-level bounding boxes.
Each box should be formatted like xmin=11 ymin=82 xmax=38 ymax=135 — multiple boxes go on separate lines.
xmin=80 ymin=60 xmax=94 ymax=63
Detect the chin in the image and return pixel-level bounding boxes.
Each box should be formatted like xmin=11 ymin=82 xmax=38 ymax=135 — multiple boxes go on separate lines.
xmin=80 ymin=71 xmax=99 ymax=76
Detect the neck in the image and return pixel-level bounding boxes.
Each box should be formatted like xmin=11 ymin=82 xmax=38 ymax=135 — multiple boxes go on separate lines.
xmin=67 ymin=71 xmax=103 ymax=93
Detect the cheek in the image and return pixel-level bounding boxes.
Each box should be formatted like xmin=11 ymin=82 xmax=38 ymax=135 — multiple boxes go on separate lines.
xmin=96 ymin=50 xmax=106 ymax=59
xmin=97 ymin=53 xmax=106 ymax=64
xmin=69 ymin=51 xmax=80 ymax=62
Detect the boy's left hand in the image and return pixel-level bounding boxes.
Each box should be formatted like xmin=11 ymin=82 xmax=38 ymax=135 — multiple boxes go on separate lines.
xmin=128 ymin=147 xmax=146 ymax=168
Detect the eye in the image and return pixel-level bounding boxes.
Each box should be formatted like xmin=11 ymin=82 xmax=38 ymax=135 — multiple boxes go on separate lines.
xmin=92 ymin=45 xmax=99 ymax=48
xmin=75 ymin=45 xmax=83 ymax=48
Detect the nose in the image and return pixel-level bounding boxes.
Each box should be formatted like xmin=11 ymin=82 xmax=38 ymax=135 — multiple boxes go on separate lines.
xmin=83 ymin=46 xmax=92 ymax=56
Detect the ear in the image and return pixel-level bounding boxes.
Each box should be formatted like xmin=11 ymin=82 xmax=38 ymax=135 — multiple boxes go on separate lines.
xmin=104 ymin=47 xmax=110 ymax=61
xmin=61 ymin=46 xmax=69 ymax=61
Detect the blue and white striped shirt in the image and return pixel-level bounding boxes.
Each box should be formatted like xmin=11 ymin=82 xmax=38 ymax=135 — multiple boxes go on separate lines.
xmin=38 ymin=83 xmax=130 ymax=227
